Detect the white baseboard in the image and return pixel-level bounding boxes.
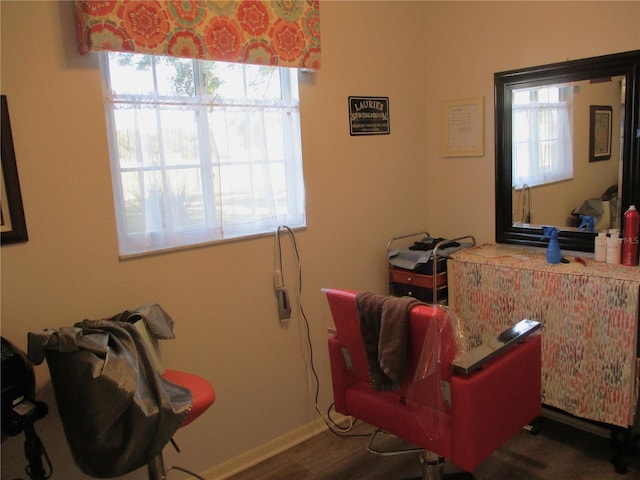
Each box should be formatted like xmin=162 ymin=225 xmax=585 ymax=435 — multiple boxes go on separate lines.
xmin=201 ymin=413 xmax=350 ymax=480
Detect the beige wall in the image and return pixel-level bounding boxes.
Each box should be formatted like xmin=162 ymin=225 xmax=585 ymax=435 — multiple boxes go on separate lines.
xmin=421 ymin=1 xmax=639 ymax=238
xmin=1 ymin=2 xmax=638 ymax=479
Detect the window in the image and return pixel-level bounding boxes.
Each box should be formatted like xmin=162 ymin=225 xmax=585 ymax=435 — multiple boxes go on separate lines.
xmin=512 ymin=85 xmax=573 ymax=189
xmin=100 ymin=52 xmax=305 ymax=256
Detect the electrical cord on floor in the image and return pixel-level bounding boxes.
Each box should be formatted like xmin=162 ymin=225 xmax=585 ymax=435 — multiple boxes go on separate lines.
xmin=275 ymin=226 xmax=369 ymax=439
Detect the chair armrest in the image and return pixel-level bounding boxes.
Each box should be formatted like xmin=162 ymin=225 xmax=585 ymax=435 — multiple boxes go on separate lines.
xmin=451 ymin=319 xmax=541 ymax=375
xmin=328 ymin=335 xmax=357 ymax=415
xmin=449 ymin=335 xmax=541 ymax=472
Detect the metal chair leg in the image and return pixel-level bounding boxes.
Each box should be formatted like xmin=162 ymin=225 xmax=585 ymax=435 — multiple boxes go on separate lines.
xmin=165 ymin=465 xmax=206 ymax=480
xmin=147 ymin=452 xmax=206 ymax=480
xmin=420 ymin=452 xmax=476 ymax=479
xmin=420 ymin=451 xmax=445 ymax=480
xmin=367 ymin=429 xmax=474 ymax=480
xmin=147 ymin=454 xmax=165 ymax=480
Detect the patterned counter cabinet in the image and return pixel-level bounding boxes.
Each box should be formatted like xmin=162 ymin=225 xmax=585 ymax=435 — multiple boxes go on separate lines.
xmin=449 ymin=244 xmax=640 ymax=429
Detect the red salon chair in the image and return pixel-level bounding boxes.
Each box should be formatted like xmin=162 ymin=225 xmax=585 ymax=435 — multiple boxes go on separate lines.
xmin=28 ymin=312 xmax=215 ymax=480
xmin=324 ymin=288 xmax=541 ymax=480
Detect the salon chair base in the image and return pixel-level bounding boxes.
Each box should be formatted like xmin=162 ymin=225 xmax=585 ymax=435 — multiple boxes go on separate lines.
xmin=409 ymin=455 xmax=474 ymax=480
xmin=417 ymin=456 xmax=475 ymax=480
xmin=367 ymin=430 xmax=474 ymax=480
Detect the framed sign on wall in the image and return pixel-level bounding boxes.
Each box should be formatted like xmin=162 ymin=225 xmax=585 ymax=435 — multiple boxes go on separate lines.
xmin=348 ymin=96 xmax=390 ymax=136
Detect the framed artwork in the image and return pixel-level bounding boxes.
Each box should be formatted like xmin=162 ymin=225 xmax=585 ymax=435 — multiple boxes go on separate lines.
xmin=1 ymin=95 xmax=28 ymax=244
xmin=442 ymin=96 xmax=484 ymax=157
xmin=589 ymin=105 xmax=612 ymax=162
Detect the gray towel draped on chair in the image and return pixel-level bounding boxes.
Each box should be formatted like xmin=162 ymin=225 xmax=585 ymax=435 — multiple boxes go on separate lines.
xmin=356 ymin=292 xmax=421 ymax=390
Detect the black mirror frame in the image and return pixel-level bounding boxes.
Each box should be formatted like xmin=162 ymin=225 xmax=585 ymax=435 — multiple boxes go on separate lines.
xmin=495 ymin=50 xmax=640 ymax=252
xmin=1 ymin=95 xmax=28 ymax=245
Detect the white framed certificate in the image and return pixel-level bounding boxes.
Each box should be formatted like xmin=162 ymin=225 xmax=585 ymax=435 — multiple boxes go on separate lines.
xmin=442 ymin=96 xmax=484 ymax=157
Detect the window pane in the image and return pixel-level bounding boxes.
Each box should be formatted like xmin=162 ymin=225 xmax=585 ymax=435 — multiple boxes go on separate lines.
xmin=120 ymin=170 xmax=165 ymax=234
xmin=112 ymin=109 xmax=140 ymax=169
xmin=166 ymin=168 xmax=206 ymax=228
xmin=219 ymin=163 xmax=251 ymax=223
xmin=159 ymin=109 xmax=200 ymax=166
xmin=264 ymin=110 xmax=286 ymax=159
xmin=208 ymin=110 xmax=231 ymax=161
xmin=113 ymin=106 xmax=161 ymax=168
xmin=513 ymin=90 xmax=530 ymax=105
xmin=213 ymin=108 xmax=251 ymax=162
xmin=108 ymin=53 xmax=157 ymax=95
xmin=245 ymin=65 xmax=281 ymax=100
xmin=120 ymin=171 xmax=144 ymax=234
xmin=268 ymin=163 xmax=287 ymax=212
xmin=108 ymin=53 xmax=196 ymax=97
xmin=210 ymin=62 xmax=245 ymax=99
xmin=203 ymin=61 xmax=282 ymax=101
xmin=155 ymin=57 xmax=194 ymax=97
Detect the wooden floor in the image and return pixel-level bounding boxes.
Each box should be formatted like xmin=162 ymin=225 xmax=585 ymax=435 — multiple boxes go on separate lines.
xmin=226 ymin=417 xmax=640 ymax=480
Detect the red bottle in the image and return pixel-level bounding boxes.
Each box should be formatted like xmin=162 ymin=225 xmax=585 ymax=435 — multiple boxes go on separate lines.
xmin=622 ymin=205 xmax=639 ymax=266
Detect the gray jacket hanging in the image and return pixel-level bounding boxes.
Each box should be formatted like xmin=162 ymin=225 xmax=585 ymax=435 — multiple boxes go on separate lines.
xmin=27 ymin=305 xmax=192 ymax=478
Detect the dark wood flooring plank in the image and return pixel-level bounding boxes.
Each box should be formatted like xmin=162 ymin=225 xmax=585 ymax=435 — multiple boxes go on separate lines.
xmin=227 ymin=418 xmax=640 ymax=479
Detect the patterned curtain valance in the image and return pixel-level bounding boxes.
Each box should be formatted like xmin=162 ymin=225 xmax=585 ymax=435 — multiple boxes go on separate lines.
xmin=74 ymin=1 xmax=321 ymax=70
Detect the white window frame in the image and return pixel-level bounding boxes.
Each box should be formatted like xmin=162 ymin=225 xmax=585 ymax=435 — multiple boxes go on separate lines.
xmin=99 ymin=53 xmax=306 ymax=257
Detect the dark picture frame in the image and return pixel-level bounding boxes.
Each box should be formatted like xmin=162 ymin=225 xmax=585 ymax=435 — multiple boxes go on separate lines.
xmin=589 ymin=105 xmax=613 ymax=162
xmin=1 ymin=95 xmax=28 ymax=244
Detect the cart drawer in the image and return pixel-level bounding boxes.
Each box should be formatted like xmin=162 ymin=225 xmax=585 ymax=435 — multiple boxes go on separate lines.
xmin=389 ymin=268 xmax=447 ymax=288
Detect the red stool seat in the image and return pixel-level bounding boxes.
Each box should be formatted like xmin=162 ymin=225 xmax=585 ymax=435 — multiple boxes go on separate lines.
xmin=163 ymin=370 xmax=215 ymax=427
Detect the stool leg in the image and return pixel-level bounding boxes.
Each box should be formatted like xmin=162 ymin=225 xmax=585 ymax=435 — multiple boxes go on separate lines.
xmin=147 ymin=444 xmax=206 ymax=480
xmin=165 ymin=465 xmax=206 ymax=480
xmin=147 ymin=453 xmax=165 ymax=480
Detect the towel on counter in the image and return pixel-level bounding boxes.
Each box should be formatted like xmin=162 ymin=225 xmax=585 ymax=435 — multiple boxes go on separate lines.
xmin=356 ymin=292 xmax=421 ymax=390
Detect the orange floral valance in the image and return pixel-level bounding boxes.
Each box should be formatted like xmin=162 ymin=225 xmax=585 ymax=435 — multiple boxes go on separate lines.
xmin=74 ymin=1 xmax=321 ymax=70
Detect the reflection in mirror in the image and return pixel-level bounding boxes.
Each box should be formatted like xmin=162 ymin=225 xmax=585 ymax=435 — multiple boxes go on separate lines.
xmin=511 ymin=76 xmax=624 ymax=232
xmin=495 ymin=50 xmax=640 ymax=253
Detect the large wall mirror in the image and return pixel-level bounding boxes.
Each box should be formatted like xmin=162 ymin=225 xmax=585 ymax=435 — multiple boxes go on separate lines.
xmin=495 ymin=50 xmax=640 ymax=252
